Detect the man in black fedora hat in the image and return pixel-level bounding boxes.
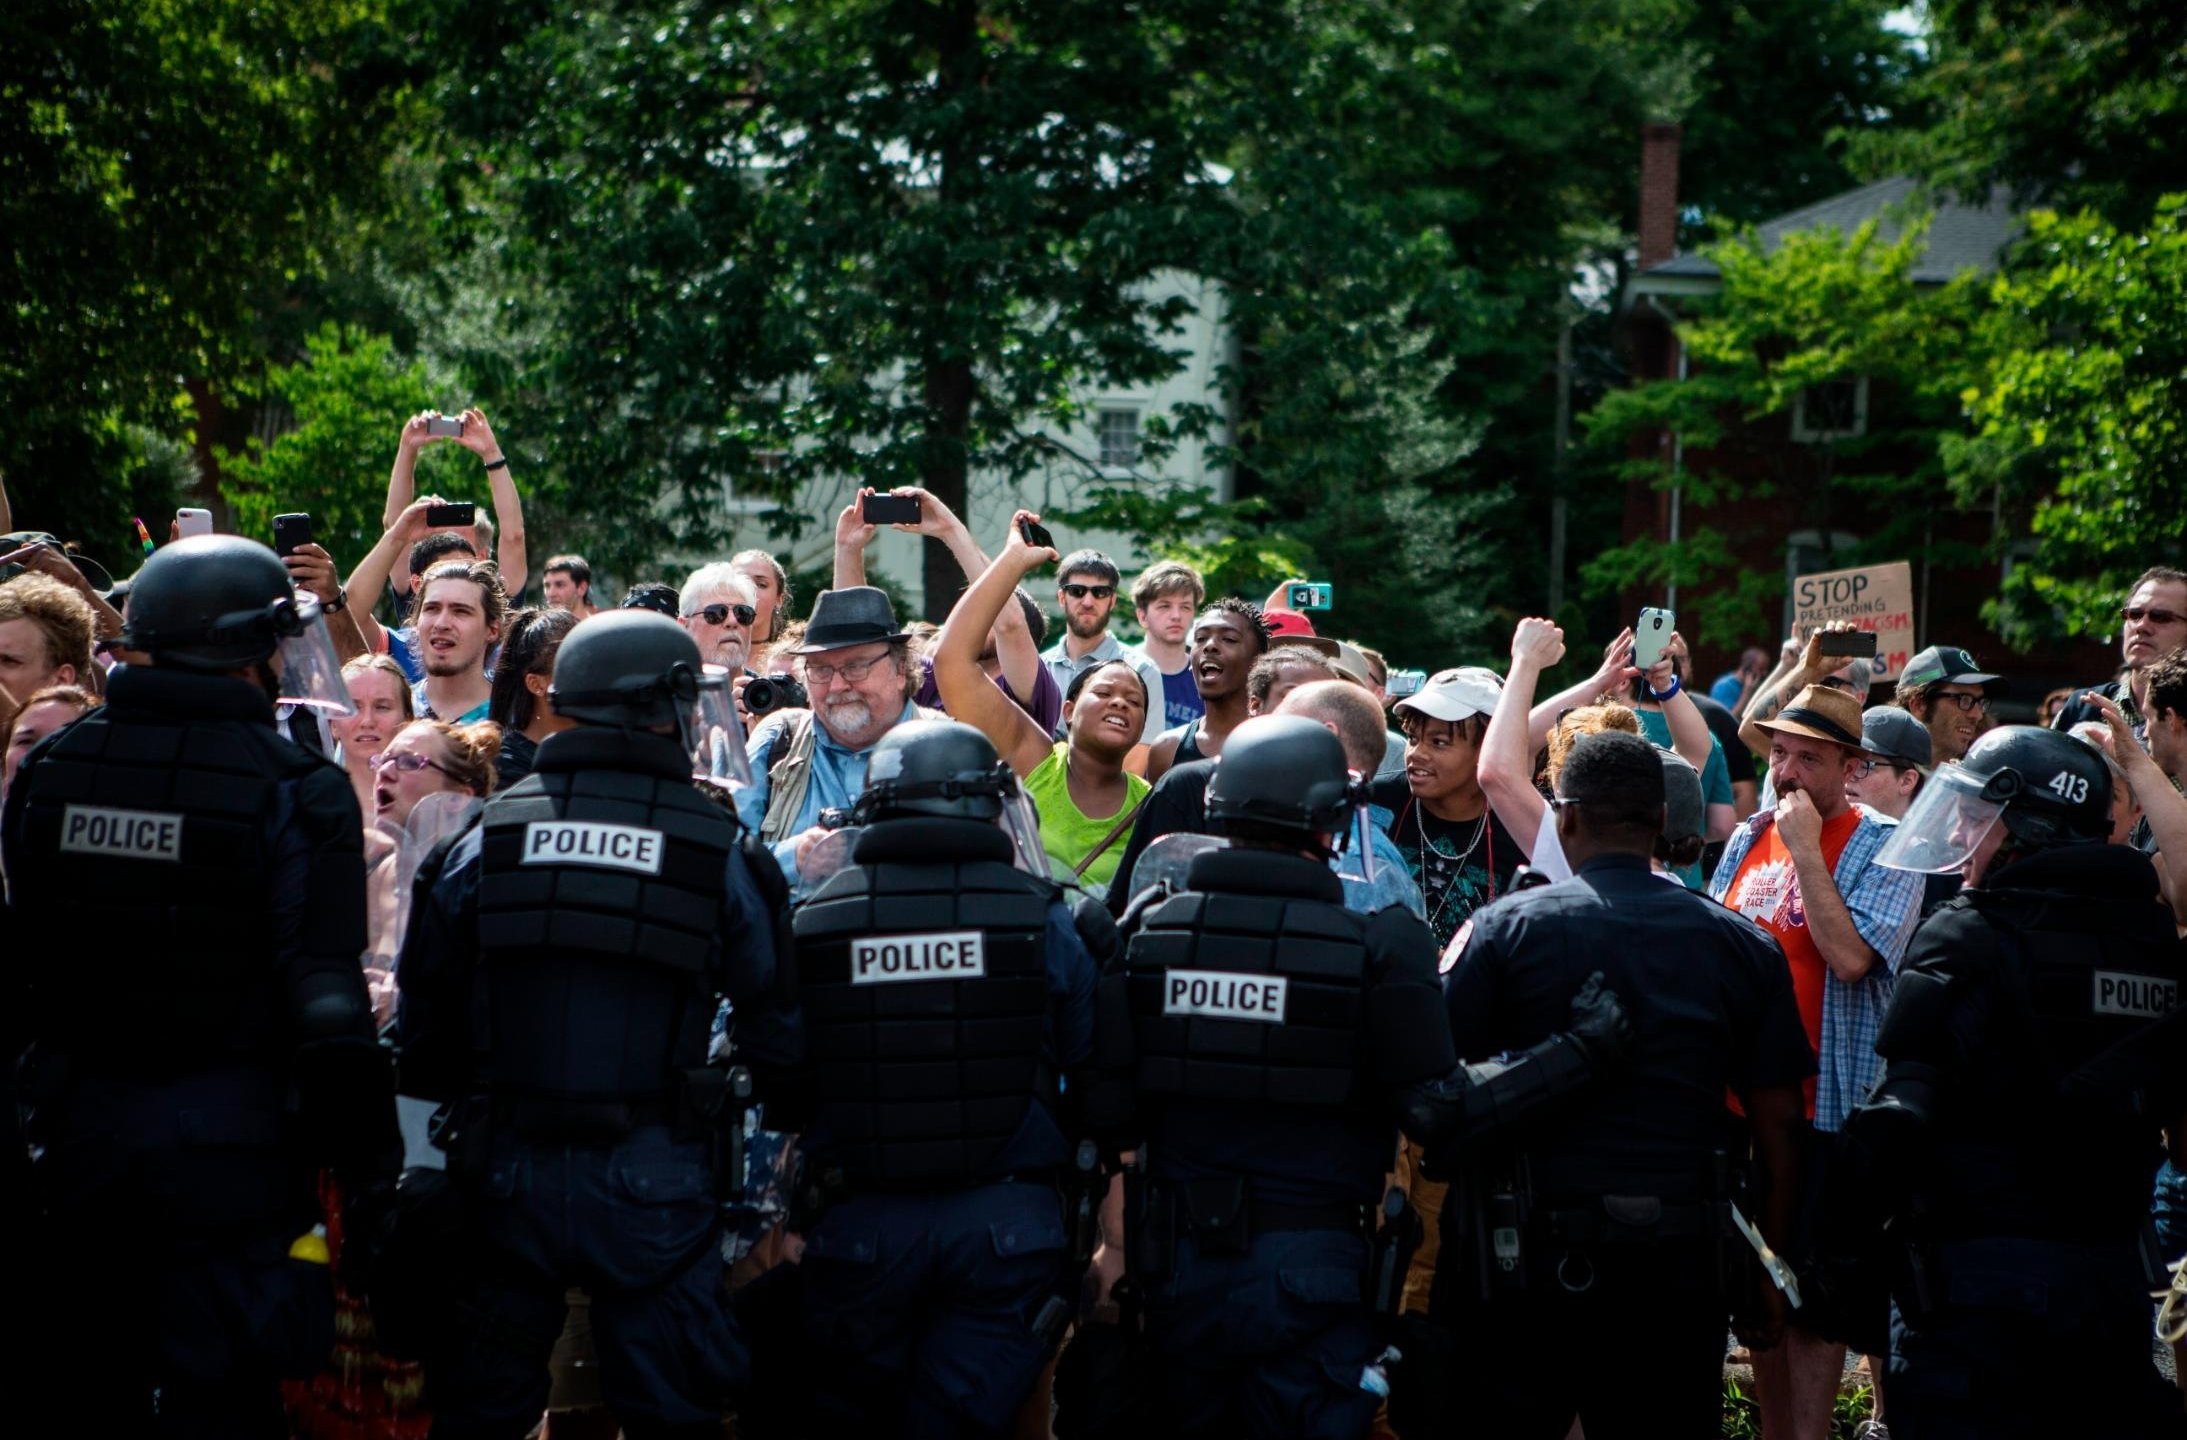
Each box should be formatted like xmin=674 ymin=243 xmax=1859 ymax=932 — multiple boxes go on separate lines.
xmin=732 ymin=585 xmax=945 ymax=894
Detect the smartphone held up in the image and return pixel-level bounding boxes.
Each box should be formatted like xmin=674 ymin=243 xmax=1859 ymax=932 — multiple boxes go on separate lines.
xmin=1633 ymin=607 xmax=1674 ymax=671
xmin=424 ymin=413 xmax=466 ymax=439
xmin=861 ymin=492 xmax=921 ymax=526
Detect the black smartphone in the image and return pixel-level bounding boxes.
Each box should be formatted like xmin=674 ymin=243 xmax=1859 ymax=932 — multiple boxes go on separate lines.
xmin=1818 ymin=630 xmax=1879 ymax=659
xmin=425 ymin=501 xmax=477 ymax=529
xmin=862 ymin=492 xmax=922 ymax=525
xmin=272 ymin=512 xmax=313 ymax=559
xmin=1018 ymin=517 xmax=1055 ymax=551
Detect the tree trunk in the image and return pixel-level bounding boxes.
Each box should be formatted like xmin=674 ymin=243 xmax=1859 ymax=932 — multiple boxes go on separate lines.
xmin=919 ymin=357 xmax=976 ymax=622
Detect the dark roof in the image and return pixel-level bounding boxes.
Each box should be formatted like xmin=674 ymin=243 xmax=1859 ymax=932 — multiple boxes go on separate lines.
xmin=1634 ymin=176 xmax=2021 ymax=293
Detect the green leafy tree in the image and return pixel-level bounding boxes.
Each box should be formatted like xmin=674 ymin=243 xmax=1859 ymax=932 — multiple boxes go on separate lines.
xmin=1876 ymin=2 xmax=2187 ymax=230
xmin=0 ymin=0 xmax=430 ymax=547
xmin=1581 ymin=215 xmax=1986 ymax=650
xmin=217 ymin=324 xmax=474 ymax=566
xmin=1949 ymin=197 xmax=2187 ymax=646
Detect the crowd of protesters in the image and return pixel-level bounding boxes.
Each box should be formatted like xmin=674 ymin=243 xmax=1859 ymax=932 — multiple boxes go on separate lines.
xmin=3 ymin=408 xmax=2186 ymax=1440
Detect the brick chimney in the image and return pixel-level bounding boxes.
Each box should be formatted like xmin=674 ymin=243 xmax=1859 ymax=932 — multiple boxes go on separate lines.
xmin=1638 ymin=121 xmax=1683 ymax=272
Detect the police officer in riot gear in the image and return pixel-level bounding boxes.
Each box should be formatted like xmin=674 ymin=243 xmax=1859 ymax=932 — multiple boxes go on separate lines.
xmin=1842 ymin=725 xmax=2187 ymax=1439
xmin=395 ymin=608 xmax=802 ymax=1439
xmin=783 ymin=719 xmax=1102 ymax=1436
xmin=2 ymin=534 xmax=397 ymax=1435
xmin=1435 ymin=731 xmax=1815 ymax=1439
xmin=1089 ymin=715 xmax=1634 ymax=1440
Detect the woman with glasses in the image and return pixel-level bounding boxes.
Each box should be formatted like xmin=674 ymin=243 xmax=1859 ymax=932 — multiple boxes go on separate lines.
xmin=486 ymin=606 xmax=579 ymax=789
xmin=935 ymin=512 xmax=1152 ymax=899
xmin=371 ymin=717 xmax=499 ymax=828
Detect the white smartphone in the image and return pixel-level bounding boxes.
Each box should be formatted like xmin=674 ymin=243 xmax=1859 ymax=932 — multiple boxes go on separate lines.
xmin=176 ymin=507 xmax=213 ymax=538
xmin=1633 ymin=606 xmax=1674 ymax=671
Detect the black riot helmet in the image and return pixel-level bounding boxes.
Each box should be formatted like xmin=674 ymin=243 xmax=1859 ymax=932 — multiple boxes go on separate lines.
xmin=1877 ymin=724 xmax=2113 ymax=875
xmin=1960 ymin=725 xmax=2113 ymax=847
xmin=852 ymin=720 xmax=1015 ymax=823
xmin=550 ymin=610 xmax=712 ymax=729
xmin=1205 ymin=715 xmax=1357 ymax=842
xmin=119 ymin=534 xmax=308 ymax=672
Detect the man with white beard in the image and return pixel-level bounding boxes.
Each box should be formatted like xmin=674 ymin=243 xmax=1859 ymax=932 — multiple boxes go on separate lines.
xmin=734 ymin=586 xmax=943 ymax=896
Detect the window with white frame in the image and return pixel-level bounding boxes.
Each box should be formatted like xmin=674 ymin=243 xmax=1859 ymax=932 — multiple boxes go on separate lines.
xmin=1096 ymin=407 xmax=1140 ymax=470
xmin=1791 ymin=377 xmax=1869 ymax=443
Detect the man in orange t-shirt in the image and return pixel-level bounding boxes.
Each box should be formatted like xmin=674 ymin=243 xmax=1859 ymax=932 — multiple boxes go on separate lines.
xmin=1707 ymin=683 xmax=1926 ymax=1440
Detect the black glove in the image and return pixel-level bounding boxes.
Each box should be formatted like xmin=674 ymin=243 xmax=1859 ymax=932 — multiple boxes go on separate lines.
xmin=1566 ymin=971 xmax=1633 ymax=1064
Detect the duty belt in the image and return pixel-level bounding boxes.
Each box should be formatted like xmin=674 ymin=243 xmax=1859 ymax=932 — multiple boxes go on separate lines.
xmin=1540 ymin=1195 xmax=1715 ymax=1247
xmin=1148 ymin=1176 xmax=1370 ymax=1250
xmin=496 ymin=1094 xmax=679 ymax=1140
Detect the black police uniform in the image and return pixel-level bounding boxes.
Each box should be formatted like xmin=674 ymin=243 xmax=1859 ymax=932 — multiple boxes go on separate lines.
xmin=3 ymin=663 xmax=396 ymax=1436
xmin=395 ymin=725 xmax=803 ymax=1439
xmin=1438 ymin=853 xmax=1815 ymax=1439
xmin=788 ymin=814 xmax=1101 ymax=1436
xmin=1100 ymin=845 xmax=1460 ymax=1439
xmin=1857 ymin=843 xmax=2187 ymax=1440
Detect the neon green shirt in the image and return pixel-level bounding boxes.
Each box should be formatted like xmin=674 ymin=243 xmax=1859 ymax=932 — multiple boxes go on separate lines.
xmin=1023 ymin=743 xmax=1150 ymax=898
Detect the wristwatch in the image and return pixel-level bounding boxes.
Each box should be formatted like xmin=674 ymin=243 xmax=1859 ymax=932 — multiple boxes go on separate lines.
xmin=325 ymin=586 xmax=348 ymax=614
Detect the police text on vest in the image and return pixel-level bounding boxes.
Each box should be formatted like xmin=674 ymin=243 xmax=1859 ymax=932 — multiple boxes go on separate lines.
xmin=2093 ymin=970 xmax=2177 ymax=1019
xmin=1162 ymin=969 xmax=1288 ymax=1024
xmin=60 ymin=804 xmax=182 ymax=863
xmin=521 ymin=821 xmax=664 ymax=876
xmin=850 ymin=930 xmax=987 ymax=984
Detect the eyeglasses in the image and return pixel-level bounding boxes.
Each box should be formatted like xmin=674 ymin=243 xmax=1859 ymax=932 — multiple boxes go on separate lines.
xmin=1851 ymin=759 xmax=1914 ymax=779
xmin=687 ymin=602 xmax=757 ymax=627
xmin=2121 ymin=606 xmax=2184 ymax=627
xmin=803 ymin=652 xmax=893 ymax=687
xmin=1932 ymin=691 xmax=1988 ymax=714
xmin=368 ymin=751 xmax=454 ymax=778
xmin=1060 ymin=583 xmax=1115 ymax=601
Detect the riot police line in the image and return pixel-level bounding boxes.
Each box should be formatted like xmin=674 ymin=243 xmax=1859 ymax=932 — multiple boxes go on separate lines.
xmin=4 ymin=533 xmax=2185 ymax=1440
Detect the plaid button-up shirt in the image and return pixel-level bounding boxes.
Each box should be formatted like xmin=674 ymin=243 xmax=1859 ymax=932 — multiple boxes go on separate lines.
xmin=1709 ymin=805 xmax=1925 ymax=1131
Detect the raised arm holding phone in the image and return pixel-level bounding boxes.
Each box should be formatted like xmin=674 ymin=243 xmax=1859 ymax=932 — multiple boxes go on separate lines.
xmin=932 ymin=511 xmax=1150 ymax=895
xmin=382 ymin=408 xmax=528 ymax=596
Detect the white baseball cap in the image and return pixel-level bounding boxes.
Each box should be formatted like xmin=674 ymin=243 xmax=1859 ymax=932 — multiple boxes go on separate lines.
xmin=1394 ymin=665 xmax=1503 ymax=723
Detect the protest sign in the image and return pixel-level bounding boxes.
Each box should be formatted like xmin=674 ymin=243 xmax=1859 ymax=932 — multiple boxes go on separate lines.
xmin=1791 ymin=561 xmax=1915 ymax=682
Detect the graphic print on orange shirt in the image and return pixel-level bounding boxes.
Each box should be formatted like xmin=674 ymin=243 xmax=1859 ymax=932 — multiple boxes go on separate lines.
xmin=1723 ymin=806 xmax=1863 ymax=1120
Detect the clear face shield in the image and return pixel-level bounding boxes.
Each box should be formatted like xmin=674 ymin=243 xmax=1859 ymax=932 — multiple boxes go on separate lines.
xmin=799 ymin=824 xmax=865 ymax=888
xmin=1131 ymin=833 xmax=1228 ymax=900
xmin=998 ymin=770 xmax=1051 ymax=880
xmin=271 ymin=594 xmax=354 ymax=717
xmin=1873 ymin=765 xmax=2009 ymax=875
xmin=683 ymin=663 xmax=754 ymax=789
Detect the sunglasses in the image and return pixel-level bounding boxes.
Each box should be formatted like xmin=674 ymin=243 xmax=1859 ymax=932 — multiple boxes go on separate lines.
xmin=368 ymin=751 xmax=455 ymax=778
xmin=1060 ymin=583 xmax=1115 ymax=601
xmin=687 ymin=602 xmax=757 ymax=627
xmin=2121 ymin=606 xmax=2184 ymax=626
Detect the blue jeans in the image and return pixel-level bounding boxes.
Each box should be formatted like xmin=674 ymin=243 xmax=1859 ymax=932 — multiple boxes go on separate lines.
xmin=799 ymin=1181 xmax=1073 ymax=1438
xmin=428 ymin=1126 xmax=744 ymax=1440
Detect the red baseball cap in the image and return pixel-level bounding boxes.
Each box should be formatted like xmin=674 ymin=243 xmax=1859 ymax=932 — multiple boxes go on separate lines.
xmin=1261 ymin=608 xmax=1319 ymax=640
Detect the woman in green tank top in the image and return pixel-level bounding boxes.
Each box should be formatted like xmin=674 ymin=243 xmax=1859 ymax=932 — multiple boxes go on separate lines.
xmin=933 ymin=511 xmax=1152 ymax=898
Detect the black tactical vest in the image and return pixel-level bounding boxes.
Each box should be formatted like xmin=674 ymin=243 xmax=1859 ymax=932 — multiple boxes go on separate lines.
xmin=1923 ymin=849 xmax=2187 ymax=1239
xmin=1122 ymin=884 xmax=1373 ymax=1112
xmin=793 ymin=818 xmax=1054 ymax=1188
xmin=473 ymin=738 xmax=733 ymax=1106
xmin=10 ymin=670 xmax=310 ymax=1070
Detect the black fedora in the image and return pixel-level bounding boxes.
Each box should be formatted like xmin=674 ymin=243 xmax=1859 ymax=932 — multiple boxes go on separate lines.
xmin=787 ymin=586 xmax=911 ymax=655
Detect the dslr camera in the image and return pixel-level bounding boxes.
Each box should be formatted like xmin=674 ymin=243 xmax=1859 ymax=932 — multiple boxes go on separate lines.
xmin=744 ymin=673 xmax=809 ymax=718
